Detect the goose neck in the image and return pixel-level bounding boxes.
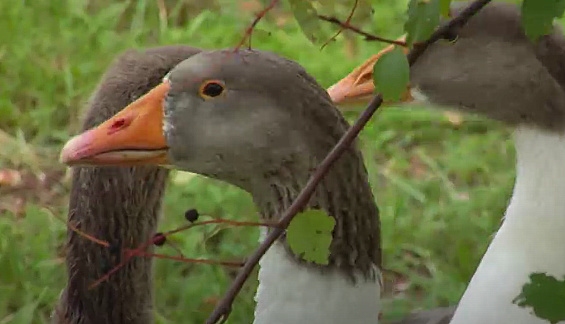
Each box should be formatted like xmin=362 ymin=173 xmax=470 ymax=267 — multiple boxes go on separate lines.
xmin=53 ymin=167 xmax=168 ymax=324
xmin=252 ymin=149 xmax=381 ymax=279
xmin=508 ymin=126 xmax=565 ymax=225
xmin=449 ymin=126 xmax=565 ymax=323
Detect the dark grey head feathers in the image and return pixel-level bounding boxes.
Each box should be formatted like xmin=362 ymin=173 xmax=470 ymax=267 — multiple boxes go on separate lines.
xmin=162 ymin=49 xmax=351 ymax=190
xmin=412 ymin=2 xmax=565 ymax=132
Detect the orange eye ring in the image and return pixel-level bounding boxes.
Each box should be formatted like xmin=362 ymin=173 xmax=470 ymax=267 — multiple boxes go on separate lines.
xmin=199 ymin=80 xmax=226 ymax=99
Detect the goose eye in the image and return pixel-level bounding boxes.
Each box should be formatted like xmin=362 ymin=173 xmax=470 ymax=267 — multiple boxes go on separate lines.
xmin=199 ymin=80 xmax=225 ymax=99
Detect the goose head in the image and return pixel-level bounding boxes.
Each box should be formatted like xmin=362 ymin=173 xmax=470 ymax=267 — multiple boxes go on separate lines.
xmin=327 ymin=1 xmax=565 ymax=132
xmin=60 ymin=49 xmax=350 ymax=193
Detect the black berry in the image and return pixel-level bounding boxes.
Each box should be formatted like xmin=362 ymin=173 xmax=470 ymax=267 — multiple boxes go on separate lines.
xmin=153 ymin=233 xmax=166 ymax=246
xmin=184 ymin=208 xmax=199 ymax=222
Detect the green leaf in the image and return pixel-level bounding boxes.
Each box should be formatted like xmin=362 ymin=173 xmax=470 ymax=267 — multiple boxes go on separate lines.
xmin=521 ymin=0 xmax=565 ymax=41
xmin=288 ymin=0 xmax=326 ymax=45
xmin=439 ymin=0 xmax=452 ymax=17
xmin=287 ymin=209 xmax=335 ymax=265
xmin=404 ymin=0 xmax=441 ymax=47
xmin=372 ymin=46 xmax=410 ymax=101
xmin=513 ymin=272 xmax=565 ymax=324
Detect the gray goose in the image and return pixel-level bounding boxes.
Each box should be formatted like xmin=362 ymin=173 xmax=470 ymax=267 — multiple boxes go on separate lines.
xmin=51 ymin=45 xmax=201 ymax=324
xmin=328 ymin=2 xmax=565 ymax=324
xmin=58 ymin=48 xmax=459 ymax=324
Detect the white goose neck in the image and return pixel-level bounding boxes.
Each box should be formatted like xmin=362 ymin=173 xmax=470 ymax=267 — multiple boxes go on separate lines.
xmin=450 ymin=126 xmax=565 ymax=324
xmin=251 ymin=147 xmax=382 ymax=324
xmin=510 ymin=127 xmax=565 ymax=218
xmin=253 ymin=229 xmax=381 ymax=324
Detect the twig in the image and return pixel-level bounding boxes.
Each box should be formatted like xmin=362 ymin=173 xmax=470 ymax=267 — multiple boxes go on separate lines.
xmin=163 ymin=219 xmax=280 ymax=238
xmin=87 ymin=218 xmax=277 ymax=289
xmin=320 ymin=0 xmax=360 ymax=50
xmin=233 ymin=0 xmax=280 ymax=51
xmin=50 ymin=209 xmax=110 ymax=247
xmin=204 ymin=0 xmax=493 ymax=323
xmin=50 ymin=206 xmax=276 ymax=288
xmin=318 ymin=14 xmax=407 ymax=47
xmin=141 ymin=252 xmax=245 ymax=268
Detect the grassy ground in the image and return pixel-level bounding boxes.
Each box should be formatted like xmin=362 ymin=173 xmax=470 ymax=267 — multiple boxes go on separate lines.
xmin=0 ymin=0 xmax=545 ymax=323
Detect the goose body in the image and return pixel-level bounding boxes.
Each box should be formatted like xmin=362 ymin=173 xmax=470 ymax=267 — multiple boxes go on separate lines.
xmin=328 ymin=2 xmax=565 ymax=323
xmin=52 ymin=45 xmax=201 ymax=324
xmin=58 ymin=46 xmax=470 ymax=323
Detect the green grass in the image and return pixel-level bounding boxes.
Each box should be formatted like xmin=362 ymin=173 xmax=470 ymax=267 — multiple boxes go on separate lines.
xmin=0 ymin=0 xmax=549 ymax=323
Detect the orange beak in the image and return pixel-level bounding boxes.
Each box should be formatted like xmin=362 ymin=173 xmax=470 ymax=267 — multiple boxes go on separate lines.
xmin=60 ymin=82 xmax=170 ymax=166
xmin=327 ymin=35 xmax=414 ymax=108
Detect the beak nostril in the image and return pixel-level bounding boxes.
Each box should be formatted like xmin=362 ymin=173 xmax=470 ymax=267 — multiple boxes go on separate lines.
xmin=356 ymin=72 xmax=372 ymax=85
xmin=112 ymin=119 xmax=125 ymax=128
xmin=108 ymin=117 xmax=132 ymax=134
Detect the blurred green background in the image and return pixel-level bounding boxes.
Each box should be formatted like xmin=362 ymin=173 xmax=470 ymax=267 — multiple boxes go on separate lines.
xmin=0 ymin=0 xmax=541 ymax=323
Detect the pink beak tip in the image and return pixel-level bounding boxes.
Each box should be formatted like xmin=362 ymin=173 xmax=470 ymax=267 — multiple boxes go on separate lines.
xmin=59 ymin=132 xmax=93 ymax=164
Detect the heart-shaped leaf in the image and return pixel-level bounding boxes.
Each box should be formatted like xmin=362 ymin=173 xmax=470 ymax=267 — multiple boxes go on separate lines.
xmin=404 ymin=0 xmax=441 ymax=47
xmin=287 ymin=209 xmax=335 ymax=265
xmin=372 ymin=46 xmax=410 ymax=101
xmin=521 ymin=0 xmax=565 ymax=41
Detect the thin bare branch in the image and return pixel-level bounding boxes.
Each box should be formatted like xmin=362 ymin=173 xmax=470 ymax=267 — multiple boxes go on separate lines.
xmin=320 ymin=0 xmax=360 ymax=50
xmin=318 ymin=14 xmax=407 ymax=47
xmin=234 ymin=0 xmax=280 ymax=51
xmin=85 ymin=217 xmax=277 ymax=289
xmin=142 ymin=252 xmax=245 ymax=268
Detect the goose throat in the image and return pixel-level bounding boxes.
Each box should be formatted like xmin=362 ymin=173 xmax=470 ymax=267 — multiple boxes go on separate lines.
xmin=252 ymin=153 xmax=381 ymax=278
xmin=498 ymin=126 xmax=565 ymax=243
xmin=251 ymin=152 xmax=383 ymax=324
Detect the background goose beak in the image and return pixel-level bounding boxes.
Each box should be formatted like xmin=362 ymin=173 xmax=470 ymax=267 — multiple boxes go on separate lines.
xmin=327 ymin=35 xmax=414 ymax=108
xmin=60 ymin=82 xmax=170 ymax=166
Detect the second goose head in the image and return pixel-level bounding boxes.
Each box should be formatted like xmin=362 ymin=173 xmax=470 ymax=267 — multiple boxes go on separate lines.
xmin=328 ymin=1 xmax=565 ymax=132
